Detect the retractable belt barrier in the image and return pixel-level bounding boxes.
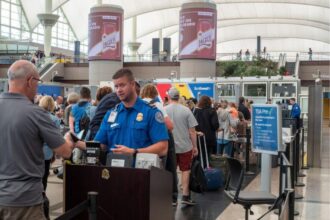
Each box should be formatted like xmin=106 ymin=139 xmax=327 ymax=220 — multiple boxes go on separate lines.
xmin=55 ymin=192 xmax=98 ymax=220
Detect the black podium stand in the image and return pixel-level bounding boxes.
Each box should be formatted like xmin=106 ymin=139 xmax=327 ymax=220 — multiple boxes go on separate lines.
xmin=64 ymin=164 xmax=173 ymax=220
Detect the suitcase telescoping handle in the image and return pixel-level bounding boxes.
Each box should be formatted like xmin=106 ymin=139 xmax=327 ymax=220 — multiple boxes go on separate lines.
xmin=197 ymin=133 xmax=204 ymax=169
xmin=197 ymin=133 xmax=209 ymax=169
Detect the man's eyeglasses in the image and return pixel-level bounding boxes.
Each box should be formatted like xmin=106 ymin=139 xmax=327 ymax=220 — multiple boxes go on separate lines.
xmin=31 ymin=77 xmax=43 ymax=83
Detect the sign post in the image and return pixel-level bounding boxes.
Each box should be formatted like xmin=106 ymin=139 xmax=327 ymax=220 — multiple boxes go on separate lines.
xmin=251 ymin=104 xmax=282 ymax=192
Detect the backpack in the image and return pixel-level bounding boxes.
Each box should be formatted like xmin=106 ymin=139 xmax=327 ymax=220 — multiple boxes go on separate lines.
xmin=79 ymin=104 xmax=92 ymax=139
xmin=189 ymin=158 xmax=207 ymax=193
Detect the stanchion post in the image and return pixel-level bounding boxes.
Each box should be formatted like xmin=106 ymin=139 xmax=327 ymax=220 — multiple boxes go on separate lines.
xmin=245 ymin=128 xmax=254 ymax=175
xmin=296 ymin=130 xmax=300 ymax=180
xmin=88 ymin=192 xmax=98 ymax=220
xmin=294 ymin=129 xmax=305 ymax=188
xmin=301 ymin=127 xmax=309 ymax=169
xmin=278 ymin=151 xmax=284 ymax=216
xmin=288 ymin=164 xmax=295 ymax=220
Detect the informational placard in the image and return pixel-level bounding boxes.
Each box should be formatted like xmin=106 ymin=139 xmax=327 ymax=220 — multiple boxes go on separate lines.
xmin=179 ymin=8 xmax=217 ymax=60
xmin=88 ymin=12 xmax=122 ymax=61
xmin=188 ymin=83 xmax=214 ymax=99
xmin=251 ymin=104 xmax=282 ymax=155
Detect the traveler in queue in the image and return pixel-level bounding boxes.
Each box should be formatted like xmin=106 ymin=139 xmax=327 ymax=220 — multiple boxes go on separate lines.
xmin=290 ymin=97 xmax=301 ymax=128
xmin=0 ymin=60 xmax=85 ymax=220
xmin=91 ymin=68 xmax=169 ymax=157
xmin=165 ymin=87 xmax=198 ymax=205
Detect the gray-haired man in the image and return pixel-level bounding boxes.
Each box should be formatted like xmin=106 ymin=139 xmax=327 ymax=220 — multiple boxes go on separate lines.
xmin=0 ymin=60 xmax=84 ymax=219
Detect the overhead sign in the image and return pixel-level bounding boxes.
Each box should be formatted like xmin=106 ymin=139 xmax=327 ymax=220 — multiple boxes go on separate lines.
xmin=155 ymin=82 xmax=214 ymax=101
xmin=88 ymin=12 xmax=122 ymax=61
xmin=38 ymin=85 xmax=62 ymax=97
xmin=251 ymin=104 xmax=282 ymax=155
xmin=188 ymin=83 xmax=214 ymax=99
xmin=179 ymin=8 xmax=217 ymax=60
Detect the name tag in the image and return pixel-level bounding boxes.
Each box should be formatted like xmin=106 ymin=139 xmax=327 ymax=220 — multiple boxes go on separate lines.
xmin=110 ymin=123 xmax=119 ymax=128
xmin=111 ymin=159 xmax=125 ymax=167
xmin=108 ymin=111 xmax=117 ymax=123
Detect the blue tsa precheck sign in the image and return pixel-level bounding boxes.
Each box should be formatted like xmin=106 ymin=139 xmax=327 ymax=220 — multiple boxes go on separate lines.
xmin=251 ymin=104 xmax=282 ymax=155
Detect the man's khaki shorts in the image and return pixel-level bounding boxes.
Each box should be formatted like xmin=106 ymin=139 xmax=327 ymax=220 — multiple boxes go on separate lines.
xmin=0 ymin=203 xmax=46 ymax=220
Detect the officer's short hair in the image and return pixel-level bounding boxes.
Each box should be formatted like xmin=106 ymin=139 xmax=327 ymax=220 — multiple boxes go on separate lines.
xmin=290 ymin=98 xmax=295 ymax=102
xmin=80 ymin=86 xmax=91 ymax=99
xmin=112 ymin=68 xmax=135 ymax=82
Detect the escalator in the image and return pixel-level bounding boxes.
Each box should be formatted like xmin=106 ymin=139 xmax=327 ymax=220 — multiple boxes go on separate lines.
xmin=285 ymin=62 xmax=296 ymax=76
xmin=39 ymin=63 xmax=54 ymax=77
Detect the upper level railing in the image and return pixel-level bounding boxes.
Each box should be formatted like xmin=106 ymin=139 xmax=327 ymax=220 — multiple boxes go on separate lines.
xmin=1 ymin=52 xmax=329 ymax=65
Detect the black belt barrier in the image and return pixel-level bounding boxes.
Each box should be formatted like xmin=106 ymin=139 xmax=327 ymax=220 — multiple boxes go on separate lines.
xmin=55 ymin=191 xmax=98 ymax=220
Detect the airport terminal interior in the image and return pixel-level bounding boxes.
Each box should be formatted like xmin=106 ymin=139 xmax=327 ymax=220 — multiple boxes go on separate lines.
xmin=0 ymin=0 xmax=330 ymax=220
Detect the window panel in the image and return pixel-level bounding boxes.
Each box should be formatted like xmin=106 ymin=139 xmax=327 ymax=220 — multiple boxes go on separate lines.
xmin=69 ymin=43 xmax=74 ymax=50
xmin=62 ymin=41 xmax=68 ymax=48
xmin=11 ymin=20 xmax=20 ymax=28
xmin=2 ymin=2 xmax=10 ymax=10
xmin=11 ymin=12 xmax=20 ymax=22
xmin=11 ymin=33 xmax=20 ymax=39
xmin=1 ymin=25 xmax=10 ymax=37
xmin=1 ymin=10 xmax=10 ymax=18
xmin=32 ymin=33 xmax=38 ymax=40
xmin=1 ymin=17 xmax=10 ymax=25
xmin=22 ymin=31 xmax=30 ymax=39
xmin=11 ymin=5 xmax=20 ymax=14
xmin=51 ymin=37 xmax=57 ymax=45
xmin=38 ymin=35 xmax=44 ymax=43
xmin=11 ymin=28 xmax=20 ymax=35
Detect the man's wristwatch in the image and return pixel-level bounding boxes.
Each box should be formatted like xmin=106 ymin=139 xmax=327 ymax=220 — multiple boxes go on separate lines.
xmin=133 ymin=149 xmax=139 ymax=157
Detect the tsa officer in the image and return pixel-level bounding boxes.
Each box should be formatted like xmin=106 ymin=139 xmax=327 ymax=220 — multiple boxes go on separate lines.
xmin=289 ymin=98 xmax=301 ymax=128
xmin=93 ymin=68 xmax=169 ymax=157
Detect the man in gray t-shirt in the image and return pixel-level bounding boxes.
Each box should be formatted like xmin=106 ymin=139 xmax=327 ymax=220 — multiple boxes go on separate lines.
xmin=0 ymin=60 xmax=84 ymax=220
xmin=165 ymin=87 xmax=198 ymax=206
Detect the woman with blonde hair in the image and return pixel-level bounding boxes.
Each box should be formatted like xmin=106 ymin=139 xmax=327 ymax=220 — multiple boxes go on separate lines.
xmin=140 ymin=84 xmax=173 ymax=131
xmin=39 ymin=96 xmax=62 ymax=191
xmin=64 ymin=92 xmax=79 ymax=126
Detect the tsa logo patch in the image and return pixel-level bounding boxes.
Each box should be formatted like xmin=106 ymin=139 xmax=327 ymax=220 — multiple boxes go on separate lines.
xmin=155 ymin=112 xmax=164 ymax=123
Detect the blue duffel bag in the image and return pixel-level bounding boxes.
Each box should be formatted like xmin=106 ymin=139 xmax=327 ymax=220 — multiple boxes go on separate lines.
xmin=204 ymin=167 xmax=225 ymax=190
xmin=198 ymin=135 xmax=225 ymax=190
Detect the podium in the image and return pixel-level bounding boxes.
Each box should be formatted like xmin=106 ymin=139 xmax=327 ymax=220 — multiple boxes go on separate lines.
xmin=64 ymin=164 xmax=173 ymax=220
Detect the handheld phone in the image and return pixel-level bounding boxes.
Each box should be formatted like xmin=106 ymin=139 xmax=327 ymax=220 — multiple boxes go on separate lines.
xmin=70 ymin=132 xmax=80 ymax=142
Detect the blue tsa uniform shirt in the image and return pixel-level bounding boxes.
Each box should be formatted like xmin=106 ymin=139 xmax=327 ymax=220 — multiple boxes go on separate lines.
xmin=290 ymin=103 xmax=301 ymax=119
xmin=94 ymin=97 xmax=169 ymax=150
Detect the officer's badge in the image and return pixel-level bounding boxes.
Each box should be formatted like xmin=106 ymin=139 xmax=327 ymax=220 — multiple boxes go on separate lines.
xmin=101 ymin=168 xmax=110 ymax=180
xmin=136 ymin=113 xmax=143 ymax=121
xmin=155 ymin=111 xmax=164 ymax=123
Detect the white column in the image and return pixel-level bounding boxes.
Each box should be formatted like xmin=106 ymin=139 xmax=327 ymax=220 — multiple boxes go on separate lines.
xmin=37 ymin=0 xmax=58 ymax=58
xmin=44 ymin=0 xmax=52 ymax=58
xmin=45 ymin=0 xmax=52 ymax=13
xmin=44 ymin=26 xmax=52 ymax=58
xmin=127 ymin=16 xmax=141 ymax=60
xmin=132 ymin=16 xmax=137 ymax=42
xmin=97 ymin=0 xmax=102 ymax=5
xmin=158 ymin=29 xmax=163 ymax=52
